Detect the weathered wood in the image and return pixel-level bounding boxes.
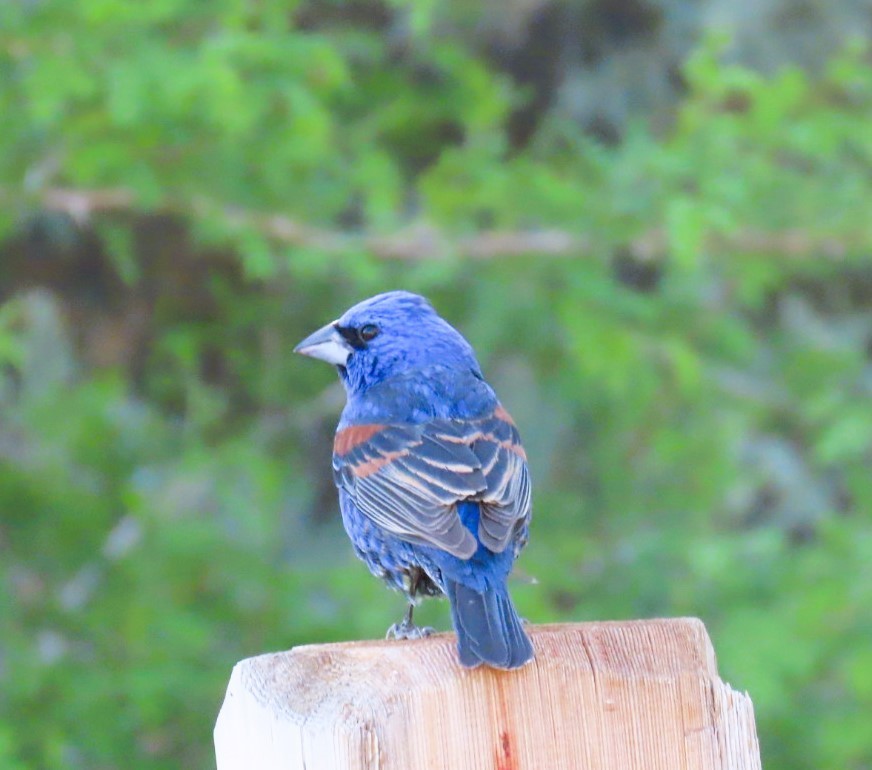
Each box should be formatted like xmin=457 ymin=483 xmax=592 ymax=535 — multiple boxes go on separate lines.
xmin=214 ymin=618 xmax=761 ymax=770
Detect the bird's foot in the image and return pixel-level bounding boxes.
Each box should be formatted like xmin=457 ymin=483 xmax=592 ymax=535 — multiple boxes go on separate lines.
xmin=385 ymin=619 xmax=435 ymax=641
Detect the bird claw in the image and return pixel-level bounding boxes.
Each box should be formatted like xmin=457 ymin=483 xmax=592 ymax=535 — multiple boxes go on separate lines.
xmin=386 ymin=620 xmax=435 ymax=641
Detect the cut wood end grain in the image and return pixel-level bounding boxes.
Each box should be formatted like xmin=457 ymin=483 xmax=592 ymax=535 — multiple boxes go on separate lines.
xmin=215 ymin=618 xmax=761 ymax=770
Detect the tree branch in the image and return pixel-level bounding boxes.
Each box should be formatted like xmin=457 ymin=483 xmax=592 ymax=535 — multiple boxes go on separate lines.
xmin=5 ymin=185 xmax=860 ymax=262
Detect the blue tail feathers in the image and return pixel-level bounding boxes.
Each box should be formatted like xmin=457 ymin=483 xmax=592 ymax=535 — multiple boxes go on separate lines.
xmin=445 ymin=578 xmax=534 ymax=669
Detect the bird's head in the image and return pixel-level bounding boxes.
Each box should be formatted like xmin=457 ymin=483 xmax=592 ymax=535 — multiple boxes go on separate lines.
xmin=294 ymin=291 xmax=481 ymax=393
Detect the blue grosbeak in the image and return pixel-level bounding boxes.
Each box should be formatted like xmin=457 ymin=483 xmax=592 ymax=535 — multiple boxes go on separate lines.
xmin=295 ymin=291 xmax=533 ymax=669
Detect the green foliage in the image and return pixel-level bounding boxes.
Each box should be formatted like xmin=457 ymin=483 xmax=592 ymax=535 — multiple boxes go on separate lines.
xmin=2 ymin=5 xmax=872 ymax=770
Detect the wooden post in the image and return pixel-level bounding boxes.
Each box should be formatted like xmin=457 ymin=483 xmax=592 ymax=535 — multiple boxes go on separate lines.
xmin=214 ymin=618 xmax=761 ymax=770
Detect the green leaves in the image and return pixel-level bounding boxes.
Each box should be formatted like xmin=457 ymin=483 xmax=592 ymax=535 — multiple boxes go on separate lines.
xmin=2 ymin=9 xmax=872 ymax=770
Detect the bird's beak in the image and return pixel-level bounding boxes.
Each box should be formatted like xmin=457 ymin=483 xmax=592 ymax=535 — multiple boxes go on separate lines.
xmin=294 ymin=321 xmax=353 ymax=366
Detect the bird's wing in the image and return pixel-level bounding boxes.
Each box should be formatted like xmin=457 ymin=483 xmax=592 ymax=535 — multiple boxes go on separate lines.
xmin=460 ymin=406 xmax=532 ymax=554
xmin=333 ymin=422 xmax=487 ymax=559
xmin=333 ymin=407 xmax=531 ymax=559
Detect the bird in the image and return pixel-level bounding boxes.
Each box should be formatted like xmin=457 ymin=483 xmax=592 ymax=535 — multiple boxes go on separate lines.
xmin=294 ymin=290 xmax=534 ymax=669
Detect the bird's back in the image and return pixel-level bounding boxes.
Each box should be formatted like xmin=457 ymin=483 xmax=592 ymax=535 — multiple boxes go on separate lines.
xmin=340 ymin=364 xmax=498 ymax=427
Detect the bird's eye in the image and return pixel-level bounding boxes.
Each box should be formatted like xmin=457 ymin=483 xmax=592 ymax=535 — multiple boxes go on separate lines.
xmin=359 ymin=323 xmax=379 ymax=342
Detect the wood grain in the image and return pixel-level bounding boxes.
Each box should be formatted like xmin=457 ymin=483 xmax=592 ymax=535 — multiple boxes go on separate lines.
xmin=214 ymin=618 xmax=761 ymax=770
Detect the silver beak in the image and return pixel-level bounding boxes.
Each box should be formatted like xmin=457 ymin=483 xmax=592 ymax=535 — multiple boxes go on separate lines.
xmin=294 ymin=321 xmax=353 ymax=366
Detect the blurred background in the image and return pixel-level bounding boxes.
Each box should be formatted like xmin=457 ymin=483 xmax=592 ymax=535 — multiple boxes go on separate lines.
xmin=1 ymin=1 xmax=872 ymax=768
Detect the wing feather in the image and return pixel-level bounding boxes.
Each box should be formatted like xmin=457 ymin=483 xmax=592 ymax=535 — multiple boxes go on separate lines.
xmin=333 ymin=406 xmax=531 ymax=559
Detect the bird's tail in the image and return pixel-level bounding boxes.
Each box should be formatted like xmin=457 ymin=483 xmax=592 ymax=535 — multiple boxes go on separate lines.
xmin=444 ymin=578 xmax=534 ymax=669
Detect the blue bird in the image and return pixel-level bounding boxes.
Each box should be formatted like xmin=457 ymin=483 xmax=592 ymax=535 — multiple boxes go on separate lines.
xmin=295 ymin=291 xmax=534 ymax=669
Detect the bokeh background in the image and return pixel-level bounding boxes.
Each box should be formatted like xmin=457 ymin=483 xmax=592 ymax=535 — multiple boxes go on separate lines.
xmin=2 ymin=1 xmax=872 ymax=768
